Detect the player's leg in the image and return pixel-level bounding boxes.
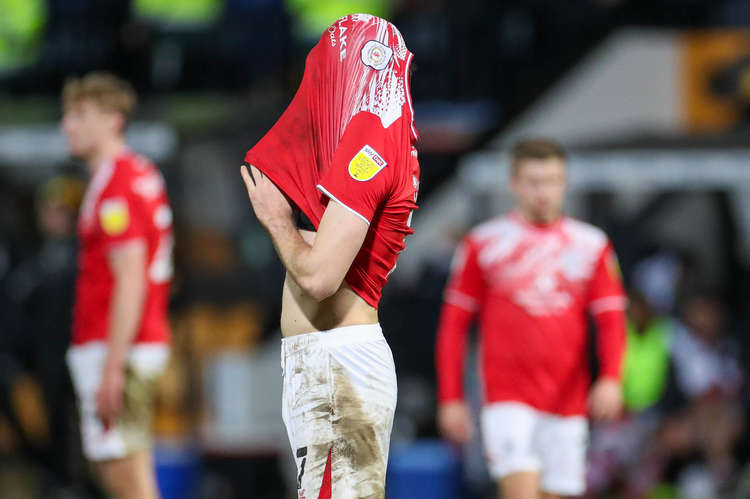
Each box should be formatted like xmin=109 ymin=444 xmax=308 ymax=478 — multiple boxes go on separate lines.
xmin=481 ymin=402 xmax=543 ymax=499
xmin=67 ymin=344 xmax=165 ymax=499
xmin=281 ymin=334 xmax=335 ymax=498
xmin=95 ymin=450 xmax=159 ymax=499
xmin=499 ymin=471 xmax=541 ymax=499
xmin=95 ymin=363 xmax=162 ymax=499
xmin=536 ymin=413 xmax=588 ymax=498
xmin=327 ymin=346 xmax=396 ymax=498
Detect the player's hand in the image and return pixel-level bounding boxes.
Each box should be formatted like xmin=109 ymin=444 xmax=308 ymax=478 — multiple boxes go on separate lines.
xmin=438 ymin=401 xmax=474 ymax=445
xmin=96 ymin=366 xmax=125 ymax=431
xmin=589 ymin=377 xmax=622 ymax=422
xmin=240 ymin=164 xmax=292 ymax=230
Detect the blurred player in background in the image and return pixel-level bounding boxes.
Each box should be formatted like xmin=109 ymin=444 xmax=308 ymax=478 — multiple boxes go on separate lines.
xmin=435 ymin=139 xmax=626 ymax=499
xmin=62 ymin=73 xmax=173 ymax=499
xmin=241 ymin=14 xmax=419 ymax=499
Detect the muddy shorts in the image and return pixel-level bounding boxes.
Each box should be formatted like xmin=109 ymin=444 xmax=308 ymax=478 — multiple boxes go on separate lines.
xmin=67 ymin=341 xmax=169 ymax=462
xmin=281 ymin=324 xmax=398 ymax=499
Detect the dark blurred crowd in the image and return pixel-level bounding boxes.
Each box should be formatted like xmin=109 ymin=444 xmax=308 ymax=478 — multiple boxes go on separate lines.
xmin=7 ymin=0 xmax=750 ymax=117
xmin=0 ymin=176 xmax=92 ymax=496
xmin=587 ymin=253 xmax=749 ymax=498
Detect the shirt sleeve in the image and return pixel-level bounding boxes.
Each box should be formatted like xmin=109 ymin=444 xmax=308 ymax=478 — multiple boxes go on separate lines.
xmin=587 ymin=242 xmax=628 ymax=379
xmin=443 ymin=237 xmax=485 ymax=313
xmin=98 ymin=177 xmax=148 ymax=251
xmin=317 ymin=112 xmax=393 ymax=224
xmin=435 ymin=237 xmax=485 ymax=402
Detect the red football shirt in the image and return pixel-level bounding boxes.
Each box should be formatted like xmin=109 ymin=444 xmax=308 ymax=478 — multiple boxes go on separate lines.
xmin=72 ymin=151 xmax=172 ymax=345
xmin=244 ymin=14 xmax=419 ymax=307
xmin=435 ymin=213 xmax=627 ymax=416
xmin=316 ymin=119 xmax=420 ymax=307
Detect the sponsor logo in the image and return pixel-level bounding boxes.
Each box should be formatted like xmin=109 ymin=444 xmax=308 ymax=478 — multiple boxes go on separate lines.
xmin=361 ymin=40 xmax=393 ymax=70
xmin=348 ymin=145 xmax=387 ymax=181
xmin=329 ymin=16 xmax=348 ymax=54
xmin=328 ymin=25 xmax=336 ymax=47
xmin=99 ymin=198 xmax=129 ymax=235
xmin=338 ymin=17 xmax=349 ymax=62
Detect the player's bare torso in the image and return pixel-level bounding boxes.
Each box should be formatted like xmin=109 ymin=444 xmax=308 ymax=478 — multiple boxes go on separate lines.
xmin=280 ymin=229 xmax=378 ymax=337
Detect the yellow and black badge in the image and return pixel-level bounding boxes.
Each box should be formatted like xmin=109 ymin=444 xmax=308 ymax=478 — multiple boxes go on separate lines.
xmin=348 ymin=145 xmax=387 ymax=182
xmin=99 ymin=198 xmax=130 ymax=235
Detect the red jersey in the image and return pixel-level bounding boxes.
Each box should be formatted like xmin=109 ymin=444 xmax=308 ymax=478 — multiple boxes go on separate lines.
xmin=244 ymin=14 xmax=419 ymax=307
xmin=72 ymin=151 xmax=172 ymax=345
xmin=436 ymin=213 xmax=626 ymax=416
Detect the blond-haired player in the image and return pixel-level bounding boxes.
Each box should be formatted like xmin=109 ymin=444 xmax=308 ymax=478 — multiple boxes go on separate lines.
xmin=63 ymin=73 xmax=173 ymax=499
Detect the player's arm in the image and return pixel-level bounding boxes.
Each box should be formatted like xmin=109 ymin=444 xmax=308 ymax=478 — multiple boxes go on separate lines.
xmin=96 ymin=193 xmax=149 ymax=428
xmin=241 ymin=165 xmax=368 ymax=301
xmin=98 ymin=243 xmax=147 ymax=428
xmin=104 ymin=242 xmax=147 ymax=372
xmin=242 ymin=112 xmax=392 ymax=301
xmin=436 ymin=238 xmax=484 ymax=444
xmin=587 ymin=243 xmax=628 ymax=421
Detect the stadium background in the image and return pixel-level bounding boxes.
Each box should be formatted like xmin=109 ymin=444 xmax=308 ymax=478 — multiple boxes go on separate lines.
xmin=2 ymin=0 xmax=750 ymax=497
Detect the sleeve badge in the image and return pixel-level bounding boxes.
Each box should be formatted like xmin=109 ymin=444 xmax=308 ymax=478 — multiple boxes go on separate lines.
xmin=99 ymin=198 xmax=130 ymax=235
xmin=348 ymin=145 xmax=387 ymax=181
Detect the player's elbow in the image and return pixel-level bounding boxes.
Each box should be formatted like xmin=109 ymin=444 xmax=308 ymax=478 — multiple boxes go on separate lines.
xmin=299 ymin=274 xmax=341 ymax=302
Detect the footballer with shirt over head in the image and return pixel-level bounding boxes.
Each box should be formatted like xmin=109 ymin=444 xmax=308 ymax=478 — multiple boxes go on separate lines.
xmin=62 ymin=72 xmax=173 ymax=499
xmin=240 ymin=14 xmax=419 ymax=499
xmin=436 ymin=139 xmax=627 ymax=499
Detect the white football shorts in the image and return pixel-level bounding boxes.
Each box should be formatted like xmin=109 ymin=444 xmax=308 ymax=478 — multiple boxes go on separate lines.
xmin=481 ymin=401 xmax=588 ymax=496
xmin=67 ymin=341 xmax=169 ymax=462
xmin=281 ymin=323 xmax=397 ymax=499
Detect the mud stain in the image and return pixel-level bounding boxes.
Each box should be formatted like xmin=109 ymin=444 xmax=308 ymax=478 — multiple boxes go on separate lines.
xmin=286 ymin=343 xmax=393 ymax=499
xmin=329 ymin=359 xmax=390 ymax=499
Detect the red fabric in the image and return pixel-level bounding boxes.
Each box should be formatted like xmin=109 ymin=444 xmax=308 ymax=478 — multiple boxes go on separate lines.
xmin=244 ymin=14 xmax=419 ymax=308
xmin=588 ymin=246 xmax=628 ymax=378
xmin=593 ymin=310 xmax=626 ymax=379
xmin=317 ymin=446 xmax=333 ymax=499
xmin=72 ymin=151 xmax=172 ymax=345
xmin=435 ymin=213 xmax=627 ymax=416
xmin=435 ymin=302 xmax=474 ymax=402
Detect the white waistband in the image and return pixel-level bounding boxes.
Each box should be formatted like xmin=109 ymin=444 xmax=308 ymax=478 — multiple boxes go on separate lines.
xmin=281 ymin=323 xmax=383 ymax=356
xmin=67 ymin=341 xmax=170 ymax=377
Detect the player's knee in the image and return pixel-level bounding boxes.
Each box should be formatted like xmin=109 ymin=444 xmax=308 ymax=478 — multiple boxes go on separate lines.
xmin=96 ymin=455 xmax=157 ymax=499
xmin=499 ymin=472 xmax=541 ymax=499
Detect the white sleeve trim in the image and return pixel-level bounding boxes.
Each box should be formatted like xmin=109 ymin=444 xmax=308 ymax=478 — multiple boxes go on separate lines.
xmin=444 ymin=289 xmax=479 ymax=312
xmin=316 ymin=184 xmax=371 ymax=225
xmin=590 ymin=296 xmax=628 ymax=315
